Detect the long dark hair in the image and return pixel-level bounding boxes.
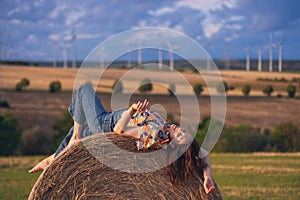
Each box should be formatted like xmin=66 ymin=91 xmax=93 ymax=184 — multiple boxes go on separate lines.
xmin=166 ymin=139 xmax=203 ymax=184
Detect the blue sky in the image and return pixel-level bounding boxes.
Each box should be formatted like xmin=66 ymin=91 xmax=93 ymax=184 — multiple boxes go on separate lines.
xmin=1 ymin=0 xmax=299 ymax=61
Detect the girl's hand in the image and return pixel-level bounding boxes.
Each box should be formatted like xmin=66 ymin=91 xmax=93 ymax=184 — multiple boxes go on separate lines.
xmin=203 ymin=176 xmax=215 ymax=194
xmin=170 ymin=124 xmax=182 ymax=132
xmin=131 ymin=99 xmax=149 ymax=112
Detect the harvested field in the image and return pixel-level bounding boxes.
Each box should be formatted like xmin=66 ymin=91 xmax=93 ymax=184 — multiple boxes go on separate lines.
xmin=1 ymin=65 xmax=300 ymax=136
xmin=1 ymin=65 xmax=299 ymax=96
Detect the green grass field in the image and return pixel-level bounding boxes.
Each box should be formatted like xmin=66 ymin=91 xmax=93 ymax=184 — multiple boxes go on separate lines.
xmin=1 ymin=153 xmax=299 ymax=200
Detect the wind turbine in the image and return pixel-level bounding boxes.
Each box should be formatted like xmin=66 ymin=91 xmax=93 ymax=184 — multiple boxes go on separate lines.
xmin=204 ymin=41 xmax=214 ymax=70
xmin=158 ymin=45 xmax=163 ymax=70
xmin=71 ymin=27 xmax=77 ymax=68
xmin=99 ymin=47 xmax=106 ymax=68
xmin=136 ymin=32 xmax=145 ymax=66
xmin=257 ymin=48 xmax=262 ymax=72
xmin=166 ymin=41 xmax=180 ymax=71
xmin=122 ymin=40 xmax=132 ymax=69
xmin=278 ymin=41 xmax=282 ymax=72
xmin=127 ymin=49 xmax=132 ymax=68
xmin=268 ymin=33 xmax=276 ymax=72
xmin=277 ymin=33 xmax=286 ymax=72
xmin=224 ymin=43 xmax=231 ymax=70
xmin=52 ymin=41 xmax=58 ymax=68
xmin=60 ymin=42 xmax=70 ymax=69
xmin=245 ymin=48 xmax=250 ymax=71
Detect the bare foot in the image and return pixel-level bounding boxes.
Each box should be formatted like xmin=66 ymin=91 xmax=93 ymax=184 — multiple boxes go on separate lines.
xmin=28 ymin=154 xmax=55 ymax=173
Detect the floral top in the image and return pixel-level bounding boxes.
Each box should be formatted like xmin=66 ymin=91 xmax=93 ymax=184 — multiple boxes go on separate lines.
xmin=129 ymin=111 xmax=170 ymax=150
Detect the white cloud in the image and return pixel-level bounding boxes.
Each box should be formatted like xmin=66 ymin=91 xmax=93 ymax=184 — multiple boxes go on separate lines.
xmin=8 ymin=8 xmax=20 ymax=16
xmin=77 ymin=33 xmax=102 ymax=40
xmin=10 ymin=19 xmax=21 ymax=24
xmin=146 ymin=0 xmax=239 ymax=40
xmin=176 ymin=0 xmax=237 ymax=13
xmin=201 ymin=16 xmax=223 ymax=38
xmin=148 ymin=7 xmax=176 ymax=17
xmin=48 ymin=3 xmax=67 ymax=19
xmin=173 ymin=24 xmax=183 ymax=32
xmin=195 ymin=35 xmax=202 ymax=41
xmin=228 ymin=15 xmax=244 ymax=22
xmin=226 ymin=24 xmax=242 ymax=31
xmin=223 ymin=0 xmax=237 ymax=9
xmin=65 ymin=10 xmax=85 ymax=25
xmin=48 ymin=2 xmax=85 ymax=26
xmin=49 ymin=34 xmax=60 ymax=41
xmin=131 ymin=20 xmax=149 ymax=29
xmin=225 ymin=33 xmax=239 ymax=42
xmin=26 ymin=34 xmax=38 ymax=43
xmin=33 ymin=0 xmax=45 ymax=7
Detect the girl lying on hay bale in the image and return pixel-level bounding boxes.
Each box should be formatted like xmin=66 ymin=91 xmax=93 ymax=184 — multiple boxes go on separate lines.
xmin=29 ymin=84 xmax=219 ymax=198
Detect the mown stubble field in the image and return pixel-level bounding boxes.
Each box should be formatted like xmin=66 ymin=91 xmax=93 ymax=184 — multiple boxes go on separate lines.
xmin=0 ymin=153 xmax=299 ymax=200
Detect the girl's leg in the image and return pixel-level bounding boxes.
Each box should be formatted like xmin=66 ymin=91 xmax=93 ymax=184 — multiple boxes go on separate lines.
xmin=53 ymin=84 xmax=107 ymax=157
xmin=54 ymin=126 xmax=74 ymax=157
xmin=68 ymin=121 xmax=82 ymax=146
xmin=69 ymin=84 xmax=109 ymax=134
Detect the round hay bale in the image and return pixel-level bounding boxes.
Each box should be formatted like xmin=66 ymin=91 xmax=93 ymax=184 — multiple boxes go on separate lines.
xmin=29 ymin=133 xmax=222 ymax=200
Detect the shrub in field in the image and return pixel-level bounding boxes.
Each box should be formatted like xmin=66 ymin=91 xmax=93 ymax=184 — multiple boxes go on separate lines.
xmin=21 ymin=126 xmax=51 ymax=155
xmin=15 ymin=82 xmax=23 ymax=91
xmin=0 ymin=112 xmax=21 ymax=155
xmin=196 ymin=116 xmax=211 ymax=143
xmin=168 ymin=83 xmax=176 ymax=97
xmin=191 ymin=67 xmax=198 ymax=73
xmin=175 ymin=67 xmax=184 ymax=72
xmin=0 ymin=99 xmax=10 ymax=108
xmin=138 ymin=78 xmax=153 ymax=93
xmin=269 ymin=122 xmax=300 ymax=152
xmin=15 ymin=77 xmax=30 ymax=91
xmin=262 ymin=85 xmax=274 ymax=97
xmin=49 ymin=81 xmax=62 ymax=93
xmin=286 ymin=84 xmax=296 ymax=98
xmin=196 ymin=116 xmax=225 ymax=149
xmin=242 ymin=84 xmax=251 ymax=97
xmin=213 ymin=124 xmax=267 ymax=152
xmin=20 ymin=77 xmax=30 ymax=87
xmin=112 ymin=80 xmax=123 ymax=94
xmin=52 ymin=110 xmax=73 ymax=151
xmin=216 ymin=81 xmax=234 ymax=94
xmin=193 ymin=84 xmax=203 ymax=96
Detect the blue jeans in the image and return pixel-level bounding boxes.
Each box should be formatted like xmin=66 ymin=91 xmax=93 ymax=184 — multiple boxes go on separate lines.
xmin=54 ymin=84 xmax=126 ymax=157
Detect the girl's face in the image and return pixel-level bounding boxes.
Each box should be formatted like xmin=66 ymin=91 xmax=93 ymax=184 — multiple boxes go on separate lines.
xmin=169 ymin=124 xmax=193 ymax=144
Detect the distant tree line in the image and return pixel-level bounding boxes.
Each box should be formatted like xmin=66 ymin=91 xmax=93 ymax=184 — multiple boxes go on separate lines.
xmin=0 ymin=110 xmax=72 ymax=156
xmin=1 ymin=110 xmax=299 ymax=156
xmin=10 ymin=77 xmax=300 ymax=98
xmin=196 ymin=116 xmax=300 ymax=153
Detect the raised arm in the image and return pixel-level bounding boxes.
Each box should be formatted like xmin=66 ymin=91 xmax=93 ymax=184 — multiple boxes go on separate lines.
xmin=199 ymin=148 xmax=215 ymax=194
xmin=113 ymin=99 xmax=149 ymax=137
